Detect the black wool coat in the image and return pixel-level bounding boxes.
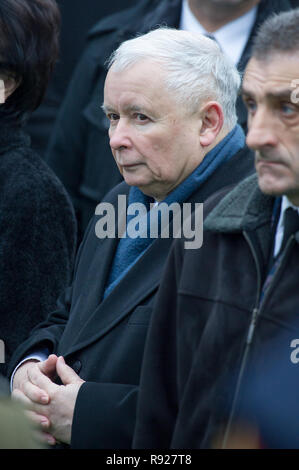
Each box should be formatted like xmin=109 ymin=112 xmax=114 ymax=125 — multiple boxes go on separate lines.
xmin=0 ymin=124 xmax=76 ymax=376
xmin=45 ymin=0 xmax=293 ymax=241
xmin=133 ymin=174 xmax=299 ymax=449
xmin=8 ymin=144 xmax=254 ymax=449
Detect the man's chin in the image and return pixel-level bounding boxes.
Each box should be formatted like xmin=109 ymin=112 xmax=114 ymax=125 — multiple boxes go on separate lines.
xmin=123 ymin=176 xmax=149 ymax=193
xmin=257 ymin=176 xmax=285 ymax=197
xmin=258 ymin=173 xmax=287 ymax=196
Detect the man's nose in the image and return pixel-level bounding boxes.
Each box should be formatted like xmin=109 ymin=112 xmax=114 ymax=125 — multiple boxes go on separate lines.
xmin=246 ymin=108 xmax=278 ymax=151
xmin=109 ymin=119 xmax=131 ymax=151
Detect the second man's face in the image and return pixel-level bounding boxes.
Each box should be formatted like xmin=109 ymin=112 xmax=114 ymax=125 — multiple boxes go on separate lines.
xmin=103 ymin=60 xmax=204 ymax=201
xmin=242 ymin=53 xmax=299 ymax=205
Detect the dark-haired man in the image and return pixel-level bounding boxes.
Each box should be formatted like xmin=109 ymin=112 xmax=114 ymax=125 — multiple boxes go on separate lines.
xmin=133 ymin=8 xmax=299 ymax=449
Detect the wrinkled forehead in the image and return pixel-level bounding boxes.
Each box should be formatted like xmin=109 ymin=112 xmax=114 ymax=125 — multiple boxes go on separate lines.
xmin=242 ymin=53 xmax=299 ymax=97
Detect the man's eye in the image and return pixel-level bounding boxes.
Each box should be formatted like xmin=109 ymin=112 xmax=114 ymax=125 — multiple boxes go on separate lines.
xmin=244 ymin=98 xmax=257 ymax=114
xmin=107 ymin=113 xmax=119 ymax=121
xmin=134 ymin=113 xmax=148 ymax=122
xmin=280 ymin=102 xmax=296 ymax=116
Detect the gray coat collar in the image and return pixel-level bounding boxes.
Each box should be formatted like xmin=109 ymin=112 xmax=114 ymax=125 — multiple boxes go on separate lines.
xmin=204 ymin=174 xmax=275 ymax=233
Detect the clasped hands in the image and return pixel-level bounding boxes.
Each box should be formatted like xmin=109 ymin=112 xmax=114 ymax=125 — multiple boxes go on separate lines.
xmin=12 ymin=354 xmax=85 ymax=446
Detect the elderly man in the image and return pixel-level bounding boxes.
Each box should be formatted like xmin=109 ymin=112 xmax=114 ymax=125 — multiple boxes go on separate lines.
xmin=9 ymin=28 xmax=253 ymax=449
xmin=46 ymin=0 xmax=293 ymax=242
xmin=133 ymin=9 xmax=299 ymax=449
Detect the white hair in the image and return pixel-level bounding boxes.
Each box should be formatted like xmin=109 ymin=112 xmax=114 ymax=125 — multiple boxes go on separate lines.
xmin=107 ymin=27 xmax=241 ymax=129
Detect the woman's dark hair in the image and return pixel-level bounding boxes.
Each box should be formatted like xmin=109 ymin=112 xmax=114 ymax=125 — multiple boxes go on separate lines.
xmin=0 ymin=0 xmax=60 ymax=123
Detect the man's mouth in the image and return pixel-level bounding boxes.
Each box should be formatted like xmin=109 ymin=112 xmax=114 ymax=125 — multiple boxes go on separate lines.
xmin=255 ymin=153 xmax=285 ymax=167
xmin=119 ymin=162 xmax=142 ymax=169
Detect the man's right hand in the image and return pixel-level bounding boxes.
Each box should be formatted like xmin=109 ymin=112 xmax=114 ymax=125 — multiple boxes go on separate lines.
xmin=12 ymin=354 xmax=58 ymax=392
xmin=12 ymin=354 xmax=59 ymax=446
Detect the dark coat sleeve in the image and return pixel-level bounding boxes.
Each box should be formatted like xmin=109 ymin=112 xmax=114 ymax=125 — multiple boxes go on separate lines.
xmin=1 ymin=152 xmax=77 ymax=377
xmin=71 ymin=382 xmax=138 ymax=449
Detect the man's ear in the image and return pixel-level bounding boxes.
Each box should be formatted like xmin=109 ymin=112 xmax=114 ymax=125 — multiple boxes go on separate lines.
xmin=0 ymin=76 xmax=21 ymax=103
xmin=198 ymin=101 xmax=224 ymax=147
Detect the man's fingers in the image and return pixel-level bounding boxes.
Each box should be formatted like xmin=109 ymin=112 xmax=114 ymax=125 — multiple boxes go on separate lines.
xmin=24 ymin=410 xmax=51 ymax=430
xmin=27 ymin=363 xmax=56 ymax=396
xmin=56 ymin=356 xmax=83 ymax=385
xmin=22 ymin=379 xmax=49 ymax=404
xmin=42 ymin=432 xmax=57 ymax=446
xmin=33 ymin=429 xmax=56 ymax=447
xmin=38 ymin=354 xmax=58 ymax=379
xmin=11 ymin=388 xmax=34 ymax=409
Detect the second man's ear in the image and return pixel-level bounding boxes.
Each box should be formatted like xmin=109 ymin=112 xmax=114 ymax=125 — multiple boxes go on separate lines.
xmin=199 ymin=101 xmax=224 ymax=147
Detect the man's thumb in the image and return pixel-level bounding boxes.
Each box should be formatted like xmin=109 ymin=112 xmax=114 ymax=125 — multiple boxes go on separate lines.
xmin=56 ymin=356 xmax=82 ymax=385
xmin=39 ymin=354 xmax=58 ymax=376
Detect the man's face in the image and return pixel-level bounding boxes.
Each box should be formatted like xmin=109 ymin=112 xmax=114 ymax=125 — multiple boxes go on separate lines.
xmin=242 ymin=53 xmax=299 ymax=204
xmin=103 ymin=60 xmax=204 ymax=201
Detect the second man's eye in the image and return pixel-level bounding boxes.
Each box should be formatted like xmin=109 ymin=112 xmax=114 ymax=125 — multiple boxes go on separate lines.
xmin=244 ymin=98 xmax=257 ymax=114
xmin=280 ymin=102 xmax=297 ymax=116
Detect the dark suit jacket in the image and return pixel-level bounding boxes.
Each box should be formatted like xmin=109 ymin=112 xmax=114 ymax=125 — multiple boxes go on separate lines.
xmin=45 ymin=0 xmax=293 ymax=241
xmin=8 ymin=144 xmax=254 ymax=448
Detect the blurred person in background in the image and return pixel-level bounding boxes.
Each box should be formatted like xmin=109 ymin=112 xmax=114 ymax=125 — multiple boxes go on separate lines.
xmin=0 ymin=375 xmax=43 ymax=449
xmin=0 ymin=0 xmax=76 ymax=378
xmin=45 ymin=0 xmax=294 ymax=242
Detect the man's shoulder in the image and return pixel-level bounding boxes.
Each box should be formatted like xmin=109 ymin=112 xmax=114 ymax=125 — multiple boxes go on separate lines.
xmin=100 ymin=181 xmax=131 ymax=205
xmin=81 ymin=182 xmax=130 ymax=240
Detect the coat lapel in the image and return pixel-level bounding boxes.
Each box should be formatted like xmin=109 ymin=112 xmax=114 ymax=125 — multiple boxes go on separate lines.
xmin=64 ymin=235 xmax=174 ymax=356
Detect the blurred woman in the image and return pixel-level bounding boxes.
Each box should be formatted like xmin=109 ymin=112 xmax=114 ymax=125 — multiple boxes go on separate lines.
xmin=0 ymin=0 xmax=76 ymax=376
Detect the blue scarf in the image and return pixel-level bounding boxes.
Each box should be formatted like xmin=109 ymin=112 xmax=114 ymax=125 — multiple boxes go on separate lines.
xmin=103 ymin=124 xmax=244 ymax=298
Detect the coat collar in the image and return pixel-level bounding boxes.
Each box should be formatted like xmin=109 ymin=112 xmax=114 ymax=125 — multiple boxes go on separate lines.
xmin=204 ymin=173 xmax=275 ymax=233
